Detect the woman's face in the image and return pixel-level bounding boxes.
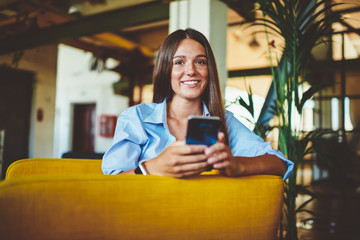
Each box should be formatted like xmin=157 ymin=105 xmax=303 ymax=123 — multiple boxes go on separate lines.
xmin=170 ymin=38 xmax=208 ymax=102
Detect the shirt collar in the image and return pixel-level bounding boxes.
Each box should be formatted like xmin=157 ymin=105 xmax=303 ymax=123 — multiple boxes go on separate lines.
xmin=142 ymin=98 xmax=166 ymax=124
xmin=143 ymin=98 xmax=210 ymax=124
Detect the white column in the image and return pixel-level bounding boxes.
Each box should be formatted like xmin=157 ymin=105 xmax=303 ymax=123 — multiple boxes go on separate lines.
xmin=169 ymin=0 xmax=228 ymax=95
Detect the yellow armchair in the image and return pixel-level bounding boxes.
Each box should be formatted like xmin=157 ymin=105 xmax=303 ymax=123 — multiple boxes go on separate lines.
xmin=0 ymin=158 xmax=284 ymax=240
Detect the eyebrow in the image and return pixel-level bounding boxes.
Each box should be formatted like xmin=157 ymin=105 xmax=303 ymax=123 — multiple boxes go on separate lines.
xmin=173 ymin=54 xmax=207 ymax=59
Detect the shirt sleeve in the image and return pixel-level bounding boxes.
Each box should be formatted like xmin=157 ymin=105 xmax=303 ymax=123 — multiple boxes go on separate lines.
xmin=226 ymin=111 xmax=294 ymax=180
xmin=102 ymin=107 xmax=148 ymax=175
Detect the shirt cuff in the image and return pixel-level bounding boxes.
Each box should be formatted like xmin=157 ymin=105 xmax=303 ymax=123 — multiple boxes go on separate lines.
xmin=108 ymin=169 xmax=123 ymax=175
xmin=282 ymin=159 xmax=294 ymax=180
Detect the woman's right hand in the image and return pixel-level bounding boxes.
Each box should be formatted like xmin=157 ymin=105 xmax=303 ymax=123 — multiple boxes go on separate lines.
xmin=143 ymin=141 xmax=209 ymax=178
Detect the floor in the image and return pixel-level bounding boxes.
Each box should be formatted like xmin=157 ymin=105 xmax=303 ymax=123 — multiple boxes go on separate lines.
xmin=296 ymin=179 xmax=360 ymax=240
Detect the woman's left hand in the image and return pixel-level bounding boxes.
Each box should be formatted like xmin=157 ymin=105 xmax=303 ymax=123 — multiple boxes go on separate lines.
xmin=205 ymin=132 xmax=242 ymax=177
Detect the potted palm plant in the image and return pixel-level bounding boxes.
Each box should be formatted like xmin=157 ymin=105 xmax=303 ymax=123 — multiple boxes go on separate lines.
xmin=222 ymin=0 xmax=345 ymax=239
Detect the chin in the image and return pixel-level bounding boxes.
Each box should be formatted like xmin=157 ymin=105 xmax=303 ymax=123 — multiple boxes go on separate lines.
xmin=173 ymin=90 xmax=205 ymax=102
xmin=184 ymin=95 xmax=203 ymax=101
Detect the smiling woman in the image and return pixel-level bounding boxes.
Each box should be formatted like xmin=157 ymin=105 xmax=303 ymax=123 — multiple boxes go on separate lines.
xmin=101 ymin=28 xmax=293 ymax=180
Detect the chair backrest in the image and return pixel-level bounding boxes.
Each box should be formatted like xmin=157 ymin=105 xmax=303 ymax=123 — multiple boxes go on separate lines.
xmin=0 ymin=173 xmax=284 ymax=240
xmin=5 ymin=158 xmax=103 ymax=179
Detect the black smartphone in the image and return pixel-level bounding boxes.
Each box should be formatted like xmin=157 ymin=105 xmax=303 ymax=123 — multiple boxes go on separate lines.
xmin=186 ymin=116 xmax=221 ymax=146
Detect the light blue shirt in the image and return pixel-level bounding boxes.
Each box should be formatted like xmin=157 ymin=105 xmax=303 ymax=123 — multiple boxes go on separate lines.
xmin=102 ymin=99 xmax=293 ymax=180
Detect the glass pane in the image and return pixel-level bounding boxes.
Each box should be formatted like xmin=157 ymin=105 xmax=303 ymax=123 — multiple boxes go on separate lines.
xmin=349 ymin=98 xmax=360 ymax=130
xmin=314 ymin=99 xmax=332 ymax=129
xmin=331 ymin=98 xmax=340 ymax=131
xmin=332 ymin=31 xmax=359 ymax=61
xmin=346 ymin=70 xmax=360 ymax=96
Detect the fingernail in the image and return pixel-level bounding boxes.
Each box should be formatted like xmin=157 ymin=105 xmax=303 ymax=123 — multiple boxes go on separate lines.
xmin=205 ymin=148 xmax=211 ymax=155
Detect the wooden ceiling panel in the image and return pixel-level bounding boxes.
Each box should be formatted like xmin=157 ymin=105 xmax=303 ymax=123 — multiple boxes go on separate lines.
xmin=0 ymin=1 xmax=169 ymax=59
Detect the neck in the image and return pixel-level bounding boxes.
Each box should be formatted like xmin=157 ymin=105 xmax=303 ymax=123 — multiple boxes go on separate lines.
xmin=167 ymin=97 xmax=203 ymax=120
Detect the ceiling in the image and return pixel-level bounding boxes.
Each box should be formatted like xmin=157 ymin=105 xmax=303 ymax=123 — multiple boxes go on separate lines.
xmin=0 ymin=0 xmax=359 ymax=62
xmin=0 ymin=0 xmax=171 ymax=61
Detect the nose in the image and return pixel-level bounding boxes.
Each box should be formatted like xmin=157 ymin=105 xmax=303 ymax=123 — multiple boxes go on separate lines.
xmin=185 ymin=62 xmax=196 ymax=76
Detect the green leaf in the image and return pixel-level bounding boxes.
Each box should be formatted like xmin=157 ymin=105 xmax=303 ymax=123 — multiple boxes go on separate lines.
xmin=297 ymin=81 xmax=333 ymax=113
xmin=238 ymin=96 xmax=254 ymax=118
xmin=296 ymin=197 xmax=315 ymax=213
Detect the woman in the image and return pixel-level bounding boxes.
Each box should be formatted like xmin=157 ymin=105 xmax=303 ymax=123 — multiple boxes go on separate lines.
xmin=102 ymin=28 xmax=293 ymax=179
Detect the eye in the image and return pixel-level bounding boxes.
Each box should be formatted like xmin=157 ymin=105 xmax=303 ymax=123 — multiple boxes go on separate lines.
xmin=196 ymin=59 xmax=207 ymax=65
xmin=174 ymin=60 xmax=184 ymax=65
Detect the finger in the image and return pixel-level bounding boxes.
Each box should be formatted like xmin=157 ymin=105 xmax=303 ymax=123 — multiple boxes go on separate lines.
xmin=173 ymin=162 xmax=210 ymax=176
xmin=217 ymin=132 xmax=225 ymax=143
xmin=204 ymin=142 xmax=227 ymax=156
xmin=166 ymin=152 xmax=207 ymax=168
xmin=175 ymin=153 xmax=208 ymax=165
xmin=207 ymin=151 xmax=229 ymax=164
xmin=213 ymin=160 xmax=230 ymax=169
xmin=176 ymin=161 xmax=209 ymax=173
xmin=174 ymin=144 xmax=206 ymax=155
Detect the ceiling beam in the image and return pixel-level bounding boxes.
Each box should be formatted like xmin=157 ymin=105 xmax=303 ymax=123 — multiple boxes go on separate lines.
xmin=92 ymin=32 xmax=155 ymax=57
xmin=0 ymin=1 xmax=169 ymax=55
xmin=220 ymin=0 xmax=255 ymax=22
xmin=228 ymin=67 xmax=274 ymax=78
xmin=63 ymin=39 xmax=128 ymax=61
xmin=228 ymin=58 xmax=360 ymax=78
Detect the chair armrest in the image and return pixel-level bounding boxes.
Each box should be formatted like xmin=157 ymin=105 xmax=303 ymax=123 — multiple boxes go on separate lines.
xmin=5 ymin=158 xmax=103 ymax=179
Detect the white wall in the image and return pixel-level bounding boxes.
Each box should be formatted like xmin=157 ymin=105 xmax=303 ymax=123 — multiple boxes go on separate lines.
xmin=53 ymin=44 xmax=128 ymax=157
xmin=0 ymin=44 xmax=58 ymax=158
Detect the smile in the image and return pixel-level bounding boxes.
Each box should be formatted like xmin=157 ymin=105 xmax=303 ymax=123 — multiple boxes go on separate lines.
xmin=182 ymin=80 xmax=200 ymax=85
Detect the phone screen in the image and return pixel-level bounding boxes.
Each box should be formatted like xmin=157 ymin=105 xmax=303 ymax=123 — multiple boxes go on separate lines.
xmin=185 ymin=116 xmax=221 ymax=146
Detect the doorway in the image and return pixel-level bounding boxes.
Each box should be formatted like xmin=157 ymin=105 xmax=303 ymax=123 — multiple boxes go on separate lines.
xmin=72 ymin=103 xmax=96 ymax=153
xmin=0 ymin=67 xmax=33 ymax=179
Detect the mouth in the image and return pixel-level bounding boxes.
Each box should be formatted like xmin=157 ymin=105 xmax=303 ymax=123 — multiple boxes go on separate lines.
xmin=181 ymin=80 xmax=201 ymax=86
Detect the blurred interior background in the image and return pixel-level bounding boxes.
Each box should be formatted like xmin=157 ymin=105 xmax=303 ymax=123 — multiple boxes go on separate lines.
xmin=0 ymin=0 xmax=359 ymax=238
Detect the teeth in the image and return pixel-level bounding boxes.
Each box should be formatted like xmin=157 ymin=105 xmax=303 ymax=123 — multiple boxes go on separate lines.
xmin=183 ymin=81 xmax=199 ymax=85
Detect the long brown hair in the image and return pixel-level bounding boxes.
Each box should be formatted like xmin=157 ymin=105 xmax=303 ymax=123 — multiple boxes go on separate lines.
xmin=153 ymin=28 xmax=229 ymax=145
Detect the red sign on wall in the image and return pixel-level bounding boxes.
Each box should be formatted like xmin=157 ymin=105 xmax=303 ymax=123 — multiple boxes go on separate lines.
xmin=99 ymin=115 xmax=117 ymax=138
